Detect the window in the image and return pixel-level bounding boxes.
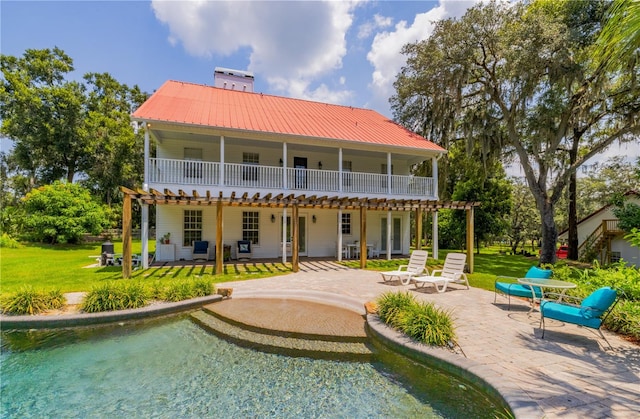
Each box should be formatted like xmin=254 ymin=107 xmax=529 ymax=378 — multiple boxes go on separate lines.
xmin=243 ymin=152 xmax=259 ymax=181
xmin=341 ymin=213 xmax=351 ymax=235
xmin=183 ymin=210 xmax=202 ymax=246
xmin=184 ymin=148 xmax=203 ymax=178
xmin=610 ymin=251 xmax=621 ymax=263
xmin=242 ymin=211 xmax=259 ymax=244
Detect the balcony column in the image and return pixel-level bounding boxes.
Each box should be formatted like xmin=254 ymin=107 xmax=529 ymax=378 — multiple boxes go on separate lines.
xmin=282 ymin=143 xmax=288 ymax=190
xmin=432 ymin=211 xmax=439 ymax=260
xmin=141 ymin=122 xmax=150 ymax=268
xmin=220 ymin=136 xmax=225 ymax=187
xmin=387 ymin=152 xmax=392 ymax=194
xmin=338 ymin=148 xmax=343 ymax=192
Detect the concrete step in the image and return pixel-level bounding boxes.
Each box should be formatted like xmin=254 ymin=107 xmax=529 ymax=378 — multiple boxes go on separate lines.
xmin=190 ymin=310 xmax=373 ymax=360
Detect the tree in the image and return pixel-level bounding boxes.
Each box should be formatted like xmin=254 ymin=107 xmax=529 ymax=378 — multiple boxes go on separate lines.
xmin=0 ymin=48 xmax=87 ymax=183
xmin=507 ymin=180 xmax=541 ymax=254
xmin=22 ymin=181 xmax=112 ymax=244
xmin=391 ymin=1 xmax=640 ymax=264
xmin=595 ymin=0 xmax=640 ymax=70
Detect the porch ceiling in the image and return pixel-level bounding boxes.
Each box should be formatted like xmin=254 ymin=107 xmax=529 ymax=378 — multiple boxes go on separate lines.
xmin=120 ymin=187 xmax=479 ymax=211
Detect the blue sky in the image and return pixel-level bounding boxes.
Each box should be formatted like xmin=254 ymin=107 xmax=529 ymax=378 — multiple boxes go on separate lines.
xmin=2 ymin=0 xmax=637 ymax=168
xmin=2 ymin=0 xmax=481 ymax=118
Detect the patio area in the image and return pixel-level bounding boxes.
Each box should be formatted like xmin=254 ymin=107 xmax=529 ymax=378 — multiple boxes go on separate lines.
xmin=221 ymin=262 xmax=639 ymax=419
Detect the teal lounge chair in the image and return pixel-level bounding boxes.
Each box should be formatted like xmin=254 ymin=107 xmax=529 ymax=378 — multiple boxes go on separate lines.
xmin=540 ymin=287 xmax=619 ymax=342
xmin=494 ymin=266 xmax=552 ymax=310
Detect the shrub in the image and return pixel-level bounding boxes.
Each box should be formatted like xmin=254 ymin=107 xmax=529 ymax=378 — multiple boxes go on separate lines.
xmin=22 ymin=181 xmax=111 ymax=244
xmin=377 ymin=291 xmax=415 ymax=328
xmin=191 ymin=277 xmax=214 ymax=297
xmin=398 ymin=301 xmax=456 ymax=346
xmin=376 ymin=291 xmax=457 ymax=347
xmin=82 ymin=281 xmax=148 ymax=313
xmin=0 ymin=233 xmax=21 ymax=248
xmin=1 ymin=286 xmax=66 ymax=315
xmin=163 ymin=281 xmax=194 ymax=302
xmin=606 ymin=300 xmax=640 ymax=341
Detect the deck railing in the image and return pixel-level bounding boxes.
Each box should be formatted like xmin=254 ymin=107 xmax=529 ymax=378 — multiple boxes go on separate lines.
xmin=148 ymin=158 xmax=435 ymax=198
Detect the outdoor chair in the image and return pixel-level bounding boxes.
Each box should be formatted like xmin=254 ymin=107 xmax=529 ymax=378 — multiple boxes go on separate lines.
xmin=380 ymin=250 xmax=428 ymax=285
xmin=494 ymin=266 xmax=552 ymax=310
xmin=192 ymin=240 xmax=209 ymax=261
xmin=540 ymin=287 xmax=620 ymax=344
xmin=412 ymin=252 xmax=469 ymax=293
xmin=237 ymin=240 xmax=252 ymax=261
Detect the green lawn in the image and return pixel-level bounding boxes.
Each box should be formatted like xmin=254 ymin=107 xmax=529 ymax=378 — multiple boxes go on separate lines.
xmin=1 ymin=241 xmax=292 ymax=295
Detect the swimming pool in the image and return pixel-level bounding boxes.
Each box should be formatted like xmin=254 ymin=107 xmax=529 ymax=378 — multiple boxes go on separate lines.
xmin=1 ymin=316 xmax=505 ymax=417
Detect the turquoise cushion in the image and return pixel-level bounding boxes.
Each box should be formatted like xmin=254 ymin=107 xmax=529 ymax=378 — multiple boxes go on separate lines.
xmin=525 ymin=266 xmax=552 ymax=279
xmin=580 ymin=287 xmax=617 ymax=318
xmin=541 ymin=300 xmax=603 ymax=329
xmin=495 ymin=282 xmax=542 ymax=298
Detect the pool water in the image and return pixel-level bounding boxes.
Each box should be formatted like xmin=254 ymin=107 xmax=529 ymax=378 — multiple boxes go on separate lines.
xmin=1 ymin=316 xmax=505 ymax=418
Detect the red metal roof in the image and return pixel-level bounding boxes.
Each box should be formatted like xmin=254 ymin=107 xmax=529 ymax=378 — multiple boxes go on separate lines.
xmin=132 ymin=80 xmax=445 ymax=152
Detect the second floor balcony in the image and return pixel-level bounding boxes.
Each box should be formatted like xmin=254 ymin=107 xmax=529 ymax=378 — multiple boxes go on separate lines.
xmin=148 ymin=158 xmax=436 ymax=199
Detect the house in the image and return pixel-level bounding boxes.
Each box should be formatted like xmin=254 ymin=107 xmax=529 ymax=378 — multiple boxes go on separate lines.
xmin=121 ymin=69 xmax=478 ymax=276
xmin=558 ymin=191 xmax=639 ymax=267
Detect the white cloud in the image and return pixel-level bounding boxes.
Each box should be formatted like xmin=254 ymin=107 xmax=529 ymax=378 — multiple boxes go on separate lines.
xmin=151 ymin=0 xmax=361 ymax=104
xmin=357 ymin=13 xmax=392 ymax=39
xmin=366 ymin=0 xmax=482 ymax=114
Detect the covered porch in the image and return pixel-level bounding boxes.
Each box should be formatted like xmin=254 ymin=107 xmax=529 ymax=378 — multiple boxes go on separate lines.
xmin=119 ymin=186 xmax=479 ymax=278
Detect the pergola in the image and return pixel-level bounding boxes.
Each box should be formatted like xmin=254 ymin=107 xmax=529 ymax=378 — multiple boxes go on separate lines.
xmin=119 ymin=186 xmax=480 ymax=279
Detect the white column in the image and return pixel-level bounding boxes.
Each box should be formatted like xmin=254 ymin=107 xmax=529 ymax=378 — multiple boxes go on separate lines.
xmin=220 ymin=136 xmax=225 ymax=186
xmin=282 ymin=207 xmax=287 ymax=264
xmin=282 ymin=142 xmax=288 ymax=189
xmin=386 ymin=210 xmax=392 ymax=260
xmin=387 ymin=152 xmax=392 ymax=194
xmin=141 ymin=122 xmax=150 ymax=268
xmin=432 ymin=155 xmax=438 ymax=199
xmin=337 ymin=209 xmax=343 ymax=261
xmin=432 ymin=210 xmax=439 ymax=260
xmin=338 ymin=148 xmax=343 ymax=192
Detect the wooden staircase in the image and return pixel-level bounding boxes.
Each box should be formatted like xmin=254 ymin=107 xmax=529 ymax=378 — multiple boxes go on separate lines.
xmin=578 ymin=219 xmax=624 ymax=264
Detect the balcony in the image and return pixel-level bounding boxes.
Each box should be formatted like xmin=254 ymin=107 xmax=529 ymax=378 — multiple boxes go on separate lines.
xmin=148 ymin=158 xmax=435 ymax=199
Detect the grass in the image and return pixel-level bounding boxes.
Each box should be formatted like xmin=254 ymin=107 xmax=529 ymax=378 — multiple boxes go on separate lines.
xmin=1 ymin=240 xmax=292 ymax=295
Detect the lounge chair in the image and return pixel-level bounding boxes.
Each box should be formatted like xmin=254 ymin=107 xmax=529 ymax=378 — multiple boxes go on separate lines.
xmin=412 ymin=252 xmax=469 ymax=293
xmin=494 ymin=266 xmax=552 ymax=310
xmin=192 ymin=240 xmax=209 ymax=261
xmin=540 ymin=287 xmax=620 ymax=344
xmin=380 ymin=250 xmax=428 ymax=285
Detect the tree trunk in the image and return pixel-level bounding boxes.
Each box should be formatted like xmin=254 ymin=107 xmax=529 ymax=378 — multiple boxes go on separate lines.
xmin=567 ymin=147 xmax=579 ymax=260
xmin=539 ymin=200 xmax=558 ymax=265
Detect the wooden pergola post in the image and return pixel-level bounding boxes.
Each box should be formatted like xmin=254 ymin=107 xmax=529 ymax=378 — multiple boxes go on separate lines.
xmin=360 ymin=206 xmax=367 ymax=269
xmin=466 ymin=206 xmax=474 ymax=273
xmin=215 ymin=200 xmax=223 ymax=275
xmin=415 ymin=208 xmax=423 ymax=250
xmin=122 ymin=193 xmax=132 ymax=279
xmin=292 ymin=204 xmax=299 ymax=272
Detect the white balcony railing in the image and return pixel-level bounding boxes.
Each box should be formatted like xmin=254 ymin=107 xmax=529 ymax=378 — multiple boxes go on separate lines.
xmin=148 ymin=158 xmax=435 ymax=198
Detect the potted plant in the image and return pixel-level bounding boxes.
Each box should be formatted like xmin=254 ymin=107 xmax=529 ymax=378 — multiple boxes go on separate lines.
xmin=161 ymin=232 xmax=171 ymax=244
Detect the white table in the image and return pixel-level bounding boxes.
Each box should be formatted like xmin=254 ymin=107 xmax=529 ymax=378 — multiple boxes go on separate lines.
xmin=517 ymin=277 xmax=576 ymax=312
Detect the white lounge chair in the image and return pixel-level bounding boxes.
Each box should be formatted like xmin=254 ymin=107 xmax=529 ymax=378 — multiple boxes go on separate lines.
xmin=380 ymin=250 xmax=428 ymax=285
xmin=413 ymin=252 xmax=469 ymax=293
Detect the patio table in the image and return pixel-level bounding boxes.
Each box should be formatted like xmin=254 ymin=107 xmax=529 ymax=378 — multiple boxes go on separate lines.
xmin=517 ymin=277 xmax=576 ymax=313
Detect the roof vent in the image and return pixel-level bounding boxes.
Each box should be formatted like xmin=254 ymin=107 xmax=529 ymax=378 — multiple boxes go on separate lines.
xmin=214 ymin=67 xmax=254 ymax=92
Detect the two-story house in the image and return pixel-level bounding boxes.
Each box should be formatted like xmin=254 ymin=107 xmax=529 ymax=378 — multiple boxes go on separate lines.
xmin=121 ymin=69 xmax=477 ymax=276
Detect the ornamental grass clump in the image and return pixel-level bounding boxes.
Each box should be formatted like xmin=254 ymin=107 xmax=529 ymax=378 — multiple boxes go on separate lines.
xmin=82 ymin=281 xmax=149 ymax=313
xmin=377 ymin=291 xmax=416 ymax=328
xmin=376 ymin=291 xmax=456 ymax=347
xmin=1 ymin=286 xmax=66 ymax=315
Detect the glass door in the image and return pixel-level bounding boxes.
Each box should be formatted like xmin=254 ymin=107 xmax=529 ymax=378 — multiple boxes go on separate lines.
xmin=381 ymin=217 xmax=402 ymax=253
xmin=282 ymin=215 xmax=307 ymax=255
